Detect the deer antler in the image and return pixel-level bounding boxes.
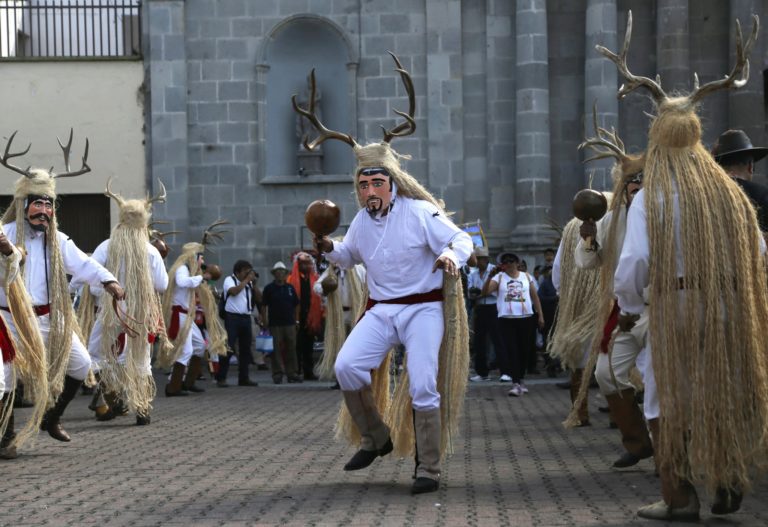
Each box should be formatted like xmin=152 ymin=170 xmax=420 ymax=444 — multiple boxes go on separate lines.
xmin=104 ymin=177 xmax=125 ymax=205
xmin=0 ymin=131 xmax=33 ymax=178
xmin=147 ymin=180 xmax=167 ymax=206
xmin=201 ymin=219 xmax=230 ymax=246
xmin=292 ymin=70 xmax=357 ymax=150
xmin=382 ymin=51 xmax=416 ymax=143
xmin=54 ymin=128 xmax=91 ymax=178
xmin=579 ymin=102 xmax=629 ymax=164
xmin=148 ymin=220 xmax=180 ymax=241
xmin=689 ymin=15 xmax=759 ymax=104
xmin=596 ymin=11 xmax=667 ymax=102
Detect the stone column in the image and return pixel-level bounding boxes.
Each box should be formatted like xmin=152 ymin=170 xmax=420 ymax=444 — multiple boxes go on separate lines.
xmin=728 ymin=0 xmax=765 ymax=172
xmin=511 ymin=0 xmax=550 ymax=247
xmin=425 ymin=0 xmax=465 ymax=217
xmin=485 ymin=0 xmax=516 ymax=249
xmin=145 ymin=0 xmax=189 ymax=254
xmin=461 ymin=0 xmax=488 ymax=225
xmin=656 ymin=0 xmax=689 ymax=93
xmin=584 ymin=0 xmax=618 ymax=191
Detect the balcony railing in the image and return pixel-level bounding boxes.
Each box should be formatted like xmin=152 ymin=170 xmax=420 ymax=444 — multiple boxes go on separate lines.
xmin=0 ymin=0 xmax=142 ymax=60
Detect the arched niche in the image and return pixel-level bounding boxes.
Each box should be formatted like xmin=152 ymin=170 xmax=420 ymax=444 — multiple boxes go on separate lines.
xmin=257 ymin=15 xmax=358 ymax=184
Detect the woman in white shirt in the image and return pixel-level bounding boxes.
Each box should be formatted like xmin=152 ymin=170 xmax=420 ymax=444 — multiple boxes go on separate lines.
xmin=482 ymin=252 xmax=544 ymax=396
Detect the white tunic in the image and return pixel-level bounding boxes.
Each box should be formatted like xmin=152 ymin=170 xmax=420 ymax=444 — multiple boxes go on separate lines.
xmin=0 ymin=221 xmax=117 ymax=307
xmin=574 ymin=209 xmax=627 ymax=271
xmin=327 ymin=197 xmax=473 ymax=300
xmin=172 ymin=265 xmax=203 ymax=309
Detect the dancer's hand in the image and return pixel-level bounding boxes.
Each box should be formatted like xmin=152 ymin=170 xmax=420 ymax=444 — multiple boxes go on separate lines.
xmin=618 ymin=312 xmax=639 ymax=332
xmin=104 ymin=281 xmax=126 ymax=301
xmin=432 ymin=255 xmax=458 ymax=277
xmin=314 ymin=235 xmax=333 ymax=254
xmin=0 ymin=232 xmax=13 ymax=256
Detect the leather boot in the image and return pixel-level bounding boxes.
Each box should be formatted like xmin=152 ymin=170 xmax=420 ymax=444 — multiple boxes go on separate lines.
xmin=342 ymin=386 xmax=392 ymax=471
xmin=41 ymin=375 xmax=82 ymax=442
xmin=183 ymin=356 xmax=205 ymax=393
xmin=605 ymin=389 xmax=654 ymax=468
xmin=412 ymin=408 xmax=441 ymax=494
xmin=637 ymin=418 xmax=700 ymax=521
xmin=570 ymin=369 xmax=590 ymax=426
xmin=165 ymin=362 xmax=189 ymax=397
xmin=711 ymin=486 xmax=743 ymax=515
xmin=0 ymin=395 xmax=17 ymax=459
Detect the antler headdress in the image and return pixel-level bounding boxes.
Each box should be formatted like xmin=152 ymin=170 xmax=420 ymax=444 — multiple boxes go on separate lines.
xmin=598 ymin=11 xmax=758 ymax=108
xmin=105 ymin=178 xmax=167 ymax=229
xmin=0 ymin=128 xmax=91 ymax=200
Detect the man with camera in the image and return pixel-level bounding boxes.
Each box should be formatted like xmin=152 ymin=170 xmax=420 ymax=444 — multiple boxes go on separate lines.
xmin=217 ymin=260 xmax=261 ymax=387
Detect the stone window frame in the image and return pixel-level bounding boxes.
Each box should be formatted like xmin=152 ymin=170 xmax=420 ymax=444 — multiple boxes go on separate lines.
xmin=256 ymin=14 xmax=359 ymax=185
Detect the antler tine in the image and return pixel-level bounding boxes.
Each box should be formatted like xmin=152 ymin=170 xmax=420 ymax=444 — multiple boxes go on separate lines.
xmin=291 ymin=69 xmax=357 ymax=150
xmin=579 ymin=102 xmax=628 ymax=164
xmin=595 ymin=10 xmax=667 ymax=102
xmin=104 ymin=177 xmax=124 ymax=204
xmin=147 ymin=179 xmax=167 ymax=205
xmin=0 ymin=131 xmax=34 ymax=178
xmin=201 ymin=219 xmax=230 ymax=246
xmin=690 ymin=14 xmax=759 ymax=104
xmin=54 ymin=129 xmax=90 ymax=178
xmin=382 ymin=51 xmax=417 ymax=143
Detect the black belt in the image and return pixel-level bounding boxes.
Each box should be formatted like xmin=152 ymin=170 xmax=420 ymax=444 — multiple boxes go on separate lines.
xmin=226 ymin=312 xmax=251 ymax=318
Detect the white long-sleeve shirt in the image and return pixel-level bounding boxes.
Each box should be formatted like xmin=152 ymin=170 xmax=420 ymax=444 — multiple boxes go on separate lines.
xmin=0 ymin=221 xmax=116 ymax=307
xmin=614 ymin=188 xmax=682 ymax=315
xmin=172 ymin=265 xmax=203 ymax=309
xmin=89 ymin=239 xmax=169 ymax=306
xmin=327 ymin=197 xmax=473 ymax=301
xmin=574 ymin=209 xmax=628 ymax=271
xmin=552 ymin=238 xmax=564 ymax=294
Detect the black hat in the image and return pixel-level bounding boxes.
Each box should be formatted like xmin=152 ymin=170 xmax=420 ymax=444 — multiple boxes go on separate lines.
xmin=712 ymin=130 xmax=768 ymax=163
xmin=496 ymin=251 xmax=519 ymax=265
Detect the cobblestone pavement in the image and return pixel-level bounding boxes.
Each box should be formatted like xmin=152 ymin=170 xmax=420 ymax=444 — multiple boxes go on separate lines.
xmin=3 ymin=371 xmax=767 ymax=527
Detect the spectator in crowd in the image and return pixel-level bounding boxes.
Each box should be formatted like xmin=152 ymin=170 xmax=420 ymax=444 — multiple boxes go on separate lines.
xmin=482 ymin=252 xmax=544 ymax=396
xmin=288 ymin=252 xmax=324 ymax=380
xmin=537 ymin=265 xmax=560 ymax=377
xmin=218 ymin=260 xmax=261 ymax=387
xmin=467 ymin=247 xmax=502 ymax=382
xmin=260 ymin=262 xmax=302 ymax=384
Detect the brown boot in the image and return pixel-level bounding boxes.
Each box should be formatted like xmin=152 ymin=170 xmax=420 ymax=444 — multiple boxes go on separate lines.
xmin=570 ymin=369 xmax=590 ymax=426
xmin=341 ymin=386 xmax=392 ymax=471
xmin=165 ymin=362 xmax=189 ymax=397
xmin=605 ymin=389 xmax=654 ymax=468
xmin=0 ymin=395 xmax=17 ymax=459
xmin=41 ymin=375 xmax=82 ymax=442
xmin=412 ymin=408 xmax=441 ymax=494
xmin=183 ymin=356 xmax=206 ymax=393
xmin=637 ymin=418 xmax=700 ymax=521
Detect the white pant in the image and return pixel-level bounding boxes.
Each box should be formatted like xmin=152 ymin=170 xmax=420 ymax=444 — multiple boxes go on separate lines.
xmin=335 ymin=302 xmax=443 ymax=411
xmin=88 ymin=316 xmax=152 ymax=374
xmin=1 ymin=311 xmax=91 ymax=389
xmin=0 ymin=352 xmax=4 ymax=395
xmin=596 ymin=312 xmax=648 ymax=395
xmin=175 ymin=313 xmax=206 ymax=366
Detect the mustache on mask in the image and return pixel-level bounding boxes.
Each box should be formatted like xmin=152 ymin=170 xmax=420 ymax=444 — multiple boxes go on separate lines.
xmin=30 ymin=213 xmax=51 ymax=222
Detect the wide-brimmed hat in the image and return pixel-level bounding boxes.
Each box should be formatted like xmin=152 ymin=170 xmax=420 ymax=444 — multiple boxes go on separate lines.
xmin=496 ymin=251 xmax=518 ymax=265
xmin=271 ymin=261 xmax=288 ymax=273
xmin=474 ymin=246 xmax=489 ymax=258
xmin=712 ymin=129 xmax=768 ymax=163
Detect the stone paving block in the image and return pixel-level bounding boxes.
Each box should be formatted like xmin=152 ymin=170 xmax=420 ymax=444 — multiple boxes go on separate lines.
xmin=3 ymin=371 xmax=768 ymax=526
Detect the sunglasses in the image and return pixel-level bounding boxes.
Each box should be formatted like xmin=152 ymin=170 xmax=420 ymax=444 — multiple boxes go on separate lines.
xmin=359 ymin=167 xmax=390 ymax=177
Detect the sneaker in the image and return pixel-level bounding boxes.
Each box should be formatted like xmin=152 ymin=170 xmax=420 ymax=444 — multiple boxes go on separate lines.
xmin=469 ymin=374 xmax=489 ymax=382
xmin=507 ymin=383 xmax=522 ymax=397
xmin=499 ymin=374 xmax=512 ymax=383
xmin=519 ymin=381 xmax=529 ymax=394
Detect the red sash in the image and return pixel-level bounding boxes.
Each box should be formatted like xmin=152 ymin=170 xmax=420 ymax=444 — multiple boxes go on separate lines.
xmin=0 ymin=312 xmax=16 ymax=362
xmin=360 ymin=290 xmax=444 ymax=323
xmin=167 ymin=306 xmax=188 ymax=340
xmin=600 ymin=301 xmax=621 ymax=354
